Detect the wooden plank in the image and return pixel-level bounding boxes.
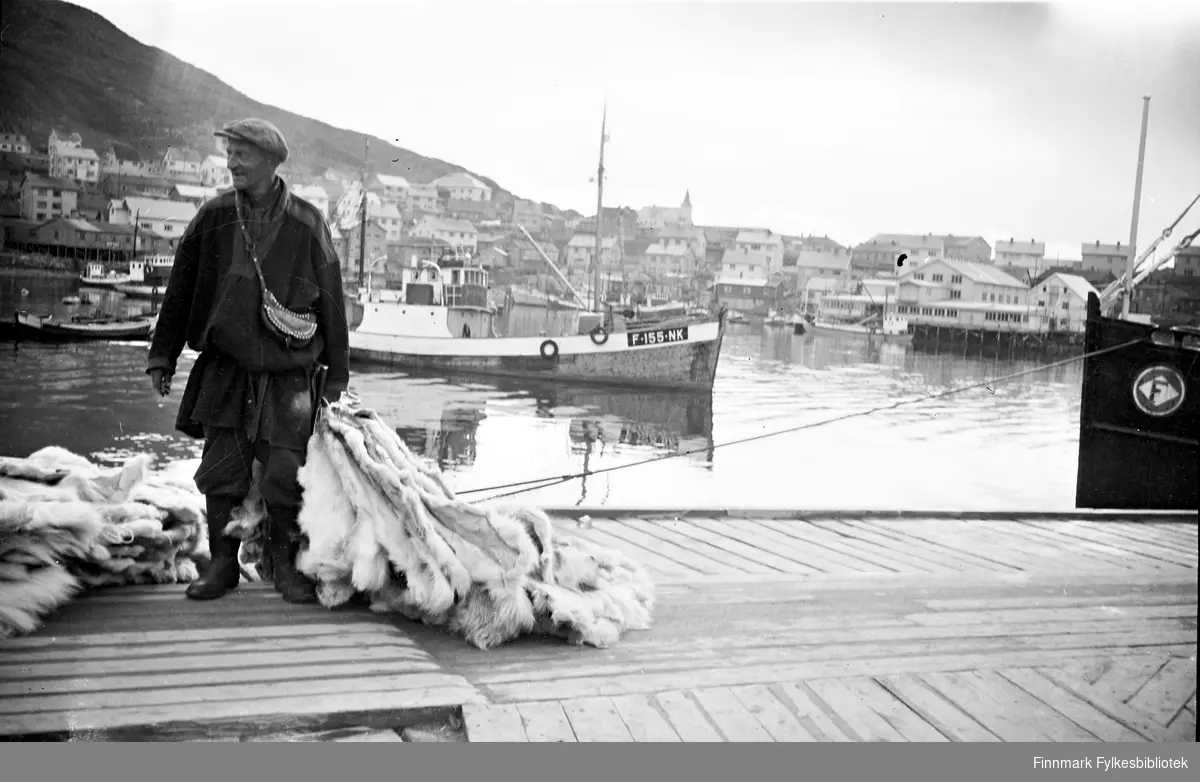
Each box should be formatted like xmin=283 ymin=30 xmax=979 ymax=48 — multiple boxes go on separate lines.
xmin=678 ymin=518 xmax=821 ymax=574
xmin=0 ymin=643 xmax=428 ymax=681
xmin=816 ymin=520 xmax=981 ymax=573
xmin=729 ymin=684 xmax=816 ymax=742
xmin=919 ymin=592 xmax=1197 ymax=612
xmin=995 ymin=668 xmax=1145 ymax=742
xmin=774 ymin=682 xmax=854 ymax=741
xmin=1021 ymin=522 xmax=1169 ymax=571
xmin=1063 ymin=520 xmax=1199 ymax=560
xmin=560 ymin=696 xmax=633 ymax=742
xmin=859 ymin=520 xmax=1030 ymax=570
xmin=919 ymin=671 xmax=1057 ymax=741
xmin=962 ymin=670 xmax=1102 ymax=741
xmin=757 ymin=520 xmax=895 ymax=572
xmin=596 ymin=519 xmax=746 ymax=575
xmin=1125 ymin=657 xmax=1197 ymax=726
xmin=0 ymin=660 xmax=442 ymax=698
xmin=763 ymin=521 xmax=924 ymax=573
xmin=805 ymin=520 xmax=950 ymax=574
xmin=653 ymin=691 xmax=723 ymax=742
xmin=516 ymin=701 xmax=577 ymax=742
xmin=719 ymin=519 xmax=881 ymax=573
xmin=1089 ymin=655 xmax=1171 ymax=703
xmin=979 ymin=521 xmax=1168 ymax=572
xmin=906 ymin=604 xmax=1194 ymax=627
xmin=0 ymin=671 xmax=469 ymax=716
xmin=608 ymin=694 xmax=681 ymax=742
xmin=551 ymin=519 xmax=698 ymax=578
xmin=1038 ymin=522 xmax=1197 ymax=568
xmin=615 ymin=518 xmax=765 ymax=574
xmin=462 ymin=703 xmax=528 ymax=742
xmin=875 ymin=674 xmax=1000 ymax=742
xmin=805 ymin=678 xmax=907 ymax=742
xmin=0 ymin=621 xmax=398 ymax=651
xmin=0 ymin=631 xmax=413 ymax=665
xmin=482 ymin=645 xmax=1199 ymax=703
xmin=858 ymin=520 xmax=1022 ymax=572
xmin=1037 ymin=668 xmax=1172 ymax=741
xmin=1164 ymin=708 xmax=1196 ymax=742
xmin=976 ymin=520 xmax=1136 ymax=573
xmin=839 ymin=677 xmax=949 ymax=741
xmin=3 ymin=686 xmax=481 ymax=738
xmin=690 ymin=686 xmax=775 ymax=741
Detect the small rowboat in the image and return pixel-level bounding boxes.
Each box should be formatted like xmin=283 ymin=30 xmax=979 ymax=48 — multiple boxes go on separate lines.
xmin=10 ymin=311 xmax=157 ymax=342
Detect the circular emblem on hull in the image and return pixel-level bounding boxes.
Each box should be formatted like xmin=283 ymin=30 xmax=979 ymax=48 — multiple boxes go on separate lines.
xmin=1132 ymin=364 xmax=1186 ymax=418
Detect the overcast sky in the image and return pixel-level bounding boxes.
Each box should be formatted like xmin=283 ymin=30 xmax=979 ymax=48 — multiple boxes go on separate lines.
xmin=71 ymin=0 xmax=1200 ymax=260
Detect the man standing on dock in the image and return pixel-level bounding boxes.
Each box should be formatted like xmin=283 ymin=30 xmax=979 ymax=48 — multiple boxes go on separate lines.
xmin=145 ymin=118 xmax=350 ymax=604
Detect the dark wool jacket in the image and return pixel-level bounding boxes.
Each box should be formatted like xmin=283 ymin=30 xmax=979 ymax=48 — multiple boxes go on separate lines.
xmin=146 ymin=179 xmax=349 ymax=444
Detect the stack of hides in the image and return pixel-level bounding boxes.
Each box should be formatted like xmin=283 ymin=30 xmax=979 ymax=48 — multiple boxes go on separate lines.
xmin=0 ymin=448 xmax=210 ymax=639
xmin=228 ymin=400 xmax=656 ymax=650
xmin=0 ymin=401 xmax=656 ymax=650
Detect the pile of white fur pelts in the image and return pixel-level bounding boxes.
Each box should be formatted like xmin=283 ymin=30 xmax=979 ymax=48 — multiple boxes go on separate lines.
xmin=226 ymin=401 xmax=656 ymax=650
xmin=0 ymin=448 xmax=213 ymax=639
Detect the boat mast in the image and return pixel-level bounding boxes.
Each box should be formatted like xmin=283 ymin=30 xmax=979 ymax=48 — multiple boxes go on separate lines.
xmin=358 ymin=136 xmax=369 ymax=287
xmin=592 ymin=99 xmax=608 ymax=314
xmin=1122 ymin=95 xmax=1151 ymax=319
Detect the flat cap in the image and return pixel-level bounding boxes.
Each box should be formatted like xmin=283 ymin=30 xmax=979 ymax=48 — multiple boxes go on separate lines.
xmin=214 ymin=117 xmax=290 ymax=163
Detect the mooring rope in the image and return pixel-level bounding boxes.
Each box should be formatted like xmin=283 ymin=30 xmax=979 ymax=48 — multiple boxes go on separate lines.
xmin=461 ymin=337 xmax=1148 ymax=503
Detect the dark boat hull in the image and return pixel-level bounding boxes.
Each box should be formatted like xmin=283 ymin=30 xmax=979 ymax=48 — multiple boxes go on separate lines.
xmin=8 ymin=313 xmax=155 ymax=343
xmin=1075 ymin=292 xmax=1199 ymax=510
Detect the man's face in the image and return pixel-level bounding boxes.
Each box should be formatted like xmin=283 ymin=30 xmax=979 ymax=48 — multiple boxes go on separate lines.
xmin=225 ymin=139 xmax=277 ymax=190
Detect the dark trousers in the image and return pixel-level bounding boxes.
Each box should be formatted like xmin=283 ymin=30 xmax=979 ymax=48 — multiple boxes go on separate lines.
xmin=193 ymin=426 xmax=307 ymax=510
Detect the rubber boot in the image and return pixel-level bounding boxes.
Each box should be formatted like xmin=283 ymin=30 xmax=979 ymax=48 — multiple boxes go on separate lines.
xmin=186 ymin=496 xmax=242 ymax=600
xmin=267 ymin=505 xmax=318 ymax=604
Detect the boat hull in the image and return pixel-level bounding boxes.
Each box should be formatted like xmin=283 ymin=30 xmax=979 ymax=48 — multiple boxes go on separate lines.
xmin=350 ymin=318 xmax=727 ymax=390
xmin=11 ymin=313 xmax=155 ymax=342
xmin=807 ymin=321 xmax=913 ymax=343
xmin=114 ymin=284 xmax=165 ymax=300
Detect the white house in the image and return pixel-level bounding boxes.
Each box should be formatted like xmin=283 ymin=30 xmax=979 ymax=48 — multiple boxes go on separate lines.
xmin=1030 ymin=272 xmax=1098 ymax=333
xmin=47 ymin=130 xmax=101 ymax=184
xmin=368 ymin=201 xmax=404 ymax=242
xmin=108 ymin=197 xmax=198 ymax=239
xmin=374 ymin=173 xmax=410 ymax=205
xmin=897 ymin=258 xmax=1028 ymax=307
xmin=163 ymin=147 xmax=203 ymax=177
xmin=409 ymin=216 xmax=478 ymax=252
xmin=200 ymin=154 xmax=232 ymax=189
xmin=658 ymin=222 xmax=707 ymax=260
xmin=407 ymin=184 xmax=440 ymax=215
xmin=734 ymin=229 xmax=784 ymax=269
xmin=565 ymin=233 xmax=620 ymax=272
xmin=994 ymin=238 xmax=1047 ymax=271
xmin=169 ymin=184 xmax=219 ymax=207
xmin=430 ymin=172 xmax=491 ymax=202
xmin=0 ymin=133 xmax=31 ymax=154
xmin=720 ymin=247 xmax=775 ymax=281
xmin=292 ymin=184 xmax=331 ymax=218
xmin=644 ymin=243 xmax=698 ymax=279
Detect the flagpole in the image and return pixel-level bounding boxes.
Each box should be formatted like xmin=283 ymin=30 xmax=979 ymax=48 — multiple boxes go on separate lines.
xmin=1122 ymin=95 xmax=1151 ymax=319
xmin=592 ymin=98 xmax=608 ymax=314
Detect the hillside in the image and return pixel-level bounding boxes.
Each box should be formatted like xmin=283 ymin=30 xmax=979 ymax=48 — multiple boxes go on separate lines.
xmin=0 ymin=0 xmax=512 ymax=199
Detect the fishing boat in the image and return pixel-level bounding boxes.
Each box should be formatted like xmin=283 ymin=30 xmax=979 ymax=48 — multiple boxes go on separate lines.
xmin=10 ymin=311 xmax=157 ymax=342
xmin=1075 ymin=97 xmax=1199 ymax=512
xmin=113 ymin=255 xmax=173 ymax=299
xmin=345 ymin=105 xmax=727 ymax=391
xmin=725 ymin=310 xmax=751 ymax=325
xmin=79 ymin=261 xmax=140 ymax=290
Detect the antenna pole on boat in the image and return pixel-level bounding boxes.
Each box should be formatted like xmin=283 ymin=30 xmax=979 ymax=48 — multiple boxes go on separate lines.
xmin=1122 ymin=95 xmax=1151 ymax=319
xmin=592 ymin=98 xmax=608 ymax=314
xmin=358 ymin=136 xmax=369 ymax=288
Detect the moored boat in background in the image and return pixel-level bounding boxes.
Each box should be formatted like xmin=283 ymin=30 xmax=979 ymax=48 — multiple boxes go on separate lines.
xmin=10 ymin=311 xmax=158 ymax=342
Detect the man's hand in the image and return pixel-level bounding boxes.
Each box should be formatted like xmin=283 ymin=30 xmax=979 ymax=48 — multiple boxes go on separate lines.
xmin=149 ymin=368 xmax=173 ymax=397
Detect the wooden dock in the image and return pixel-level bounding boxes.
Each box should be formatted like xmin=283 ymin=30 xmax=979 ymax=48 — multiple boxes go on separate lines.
xmin=0 ymin=511 xmax=1195 ymax=742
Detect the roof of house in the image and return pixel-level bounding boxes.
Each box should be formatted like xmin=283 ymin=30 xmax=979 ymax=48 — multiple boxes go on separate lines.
xmin=715 ymin=277 xmax=775 ymax=287
xmin=418 ymin=216 xmax=477 ymax=233
xmin=103 ymin=172 xmax=175 ymax=189
xmin=375 ymin=173 xmax=411 ymax=189
xmin=621 ymin=239 xmax=653 ymax=257
xmin=446 ymin=198 xmax=490 ymax=213
xmin=870 ymin=234 xmax=946 ymax=252
xmin=432 ymin=172 xmax=488 ymax=190
xmin=368 ymin=202 xmax=403 ymax=220
xmin=658 ymin=223 xmax=703 ymax=240
xmin=905 ymin=258 xmax=1026 ymax=288
xmin=202 ymin=154 xmax=227 ymax=168
xmin=1043 ymin=272 xmax=1099 ymax=300
xmin=171 ymin=184 xmax=218 ymax=199
xmin=35 ymin=217 xmax=100 ymax=233
xmin=118 ymin=197 xmax=199 ymax=222
xmin=735 ymin=229 xmax=782 ymax=246
xmin=53 ymin=142 xmax=100 ymax=161
xmin=995 ymin=238 xmax=1046 ymax=254
xmin=646 ymin=243 xmax=693 ymax=257
xmin=793 ymin=250 xmax=850 ymax=270
xmin=567 ymin=233 xmax=618 ymax=248
xmin=722 ymin=248 xmax=774 ymax=267
xmin=165 ymin=148 xmax=203 ymax=164
xmin=1082 ymin=241 xmax=1127 ymax=255
xmin=22 ymin=173 xmax=80 ymax=190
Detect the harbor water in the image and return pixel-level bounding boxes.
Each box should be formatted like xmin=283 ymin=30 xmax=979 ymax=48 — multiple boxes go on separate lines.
xmin=0 ymin=269 xmax=1084 ymax=511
